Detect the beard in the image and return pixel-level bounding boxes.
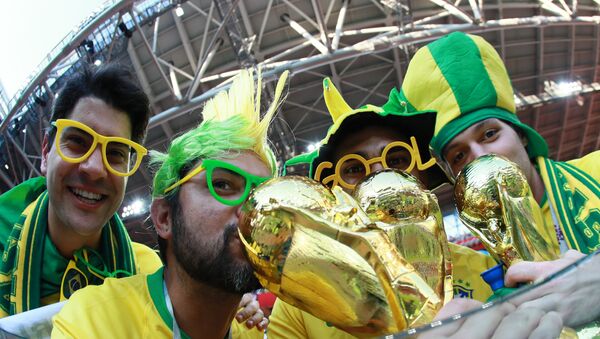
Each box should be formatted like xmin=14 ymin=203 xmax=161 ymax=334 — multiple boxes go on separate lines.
xmin=171 ymin=211 xmax=261 ymax=294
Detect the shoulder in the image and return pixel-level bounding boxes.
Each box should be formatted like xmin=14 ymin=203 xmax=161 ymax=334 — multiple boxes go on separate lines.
xmin=52 ymin=273 xmax=152 ymax=338
xmin=448 ymin=243 xmax=495 ymax=301
xmin=448 ymin=242 xmax=495 ymax=266
xmin=269 ymin=299 xmax=356 ymax=339
xmin=132 ymin=242 xmax=163 ymax=274
xmin=564 ymin=150 xmax=600 ymax=180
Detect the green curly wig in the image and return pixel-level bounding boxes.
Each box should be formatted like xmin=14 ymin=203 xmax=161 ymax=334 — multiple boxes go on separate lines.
xmin=150 ymin=69 xmax=288 ymax=197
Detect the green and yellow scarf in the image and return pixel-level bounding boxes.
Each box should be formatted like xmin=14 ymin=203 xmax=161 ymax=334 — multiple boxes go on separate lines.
xmin=538 ymin=157 xmax=600 ymax=254
xmin=0 ymin=177 xmax=137 ymax=317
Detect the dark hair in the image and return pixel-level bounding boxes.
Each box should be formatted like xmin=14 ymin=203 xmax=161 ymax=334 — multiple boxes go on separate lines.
xmin=154 ymin=157 xmax=201 ymax=265
xmin=49 ymin=63 xmax=151 ymax=143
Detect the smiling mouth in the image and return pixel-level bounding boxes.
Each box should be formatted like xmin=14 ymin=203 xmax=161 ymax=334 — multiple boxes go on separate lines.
xmin=70 ymin=187 xmax=106 ymax=204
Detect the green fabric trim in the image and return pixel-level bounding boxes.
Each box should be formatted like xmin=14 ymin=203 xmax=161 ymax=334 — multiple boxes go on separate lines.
xmin=41 ymin=235 xmax=68 ymax=298
xmin=430 ymin=107 xmax=549 ymax=160
xmin=539 ymin=191 xmax=548 ymax=208
xmin=148 ymin=267 xmax=171 ymax=329
xmin=561 ymin=161 xmax=600 ymax=195
xmin=283 ymin=151 xmax=319 ymax=176
xmin=382 ymin=87 xmax=418 ymax=114
xmin=0 ymin=177 xmax=46 ymax=250
xmin=428 ymin=32 xmax=499 ymax=116
xmin=147 ymin=266 xmax=191 ymax=339
xmin=22 ymin=191 xmax=47 ymax=312
xmin=543 ymin=158 xmax=580 ymax=251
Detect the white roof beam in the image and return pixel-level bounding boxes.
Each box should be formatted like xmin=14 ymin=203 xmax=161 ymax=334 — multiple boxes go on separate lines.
xmin=429 ymin=0 xmax=474 ymax=23
xmin=172 ymin=8 xmax=198 ymax=70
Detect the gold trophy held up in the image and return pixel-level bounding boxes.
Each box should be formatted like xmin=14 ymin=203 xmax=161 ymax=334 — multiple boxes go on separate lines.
xmin=454 ymin=154 xmax=558 ymax=298
xmin=239 ymin=169 xmax=452 ymax=336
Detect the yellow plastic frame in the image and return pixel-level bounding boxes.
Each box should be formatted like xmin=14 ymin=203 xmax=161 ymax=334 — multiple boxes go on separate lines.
xmin=52 ymin=119 xmax=147 ymax=177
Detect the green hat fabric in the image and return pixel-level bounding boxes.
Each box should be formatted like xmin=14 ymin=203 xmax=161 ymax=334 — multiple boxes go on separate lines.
xmin=396 ymin=32 xmax=548 ymax=160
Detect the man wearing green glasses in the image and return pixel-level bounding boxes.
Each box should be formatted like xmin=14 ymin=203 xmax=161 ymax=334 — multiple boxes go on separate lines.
xmin=0 ymin=64 xmax=163 ymax=319
xmin=52 ymin=69 xmax=288 ymax=338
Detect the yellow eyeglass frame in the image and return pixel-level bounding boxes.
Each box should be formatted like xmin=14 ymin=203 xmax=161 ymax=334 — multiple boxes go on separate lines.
xmin=314 ymin=137 xmax=437 ymax=190
xmin=52 ymin=119 xmax=148 ymax=177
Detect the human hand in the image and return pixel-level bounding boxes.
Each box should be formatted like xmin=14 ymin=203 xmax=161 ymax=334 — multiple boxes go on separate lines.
xmin=505 ymin=250 xmax=585 ymax=287
xmin=236 ymin=292 xmax=269 ymax=331
xmin=418 ymin=298 xmax=563 ymax=339
xmin=506 ymin=250 xmax=600 ymax=328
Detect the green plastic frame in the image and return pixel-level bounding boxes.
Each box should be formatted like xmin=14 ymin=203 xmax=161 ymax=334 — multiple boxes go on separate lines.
xmin=163 ymin=158 xmax=271 ymax=206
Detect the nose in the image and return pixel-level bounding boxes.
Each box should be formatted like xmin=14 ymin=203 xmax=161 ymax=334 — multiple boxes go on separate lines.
xmin=79 ymin=146 xmax=108 ymax=180
xmin=468 ymin=143 xmax=489 ymax=164
xmin=236 ymin=203 xmax=252 ymax=237
xmin=370 ymin=162 xmax=385 ymax=173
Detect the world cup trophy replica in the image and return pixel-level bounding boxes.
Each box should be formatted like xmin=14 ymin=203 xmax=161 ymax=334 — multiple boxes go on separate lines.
xmin=239 ymin=169 xmax=452 ymax=336
xmin=454 ymin=154 xmax=558 ymax=294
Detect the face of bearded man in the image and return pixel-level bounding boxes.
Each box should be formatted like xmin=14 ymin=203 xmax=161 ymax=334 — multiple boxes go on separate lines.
xmin=171 ymin=208 xmax=261 ymax=294
xmin=166 ymin=152 xmax=269 ymax=293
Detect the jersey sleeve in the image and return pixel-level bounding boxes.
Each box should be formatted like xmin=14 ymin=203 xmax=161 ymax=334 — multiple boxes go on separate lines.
xmin=267 ymin=299 xmax=309 ymax=339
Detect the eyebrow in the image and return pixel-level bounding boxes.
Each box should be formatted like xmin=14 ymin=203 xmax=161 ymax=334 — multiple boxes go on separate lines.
xmin=444 ymin=120 xmax=491 ymax=156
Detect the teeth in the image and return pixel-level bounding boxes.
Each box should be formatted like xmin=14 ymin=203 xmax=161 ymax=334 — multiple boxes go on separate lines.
xmin=72 ymin=188 xmax=103 ymax=201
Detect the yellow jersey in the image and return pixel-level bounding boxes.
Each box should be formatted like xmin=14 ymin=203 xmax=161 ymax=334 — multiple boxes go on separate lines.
xmin=52 ymin=267 xmax=264 ymax=339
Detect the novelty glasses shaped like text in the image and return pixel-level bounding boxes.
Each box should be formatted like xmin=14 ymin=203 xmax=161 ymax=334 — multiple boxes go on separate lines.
xmin=163 ymin=159 xmax=272 ymax=206
xmin=314 ymin=138 xmax=436 ymax=190
xmin=51 ymin=119 xmax=148 ymax=177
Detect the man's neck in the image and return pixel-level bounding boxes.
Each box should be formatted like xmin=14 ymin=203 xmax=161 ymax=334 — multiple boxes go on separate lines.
xmin=529 ymin=163 xmax=546 ymax=204
xmin=164 ymin=264 xmax=242 ymax=339
xmin=47 ymin=208 xmax=102 ymax=259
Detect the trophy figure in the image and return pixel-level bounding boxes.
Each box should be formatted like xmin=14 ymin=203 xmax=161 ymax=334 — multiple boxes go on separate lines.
xmin=239 ymin=170 xmax=452 ymax=336
xmin=454 ymin=154 xmax=558 ymax=297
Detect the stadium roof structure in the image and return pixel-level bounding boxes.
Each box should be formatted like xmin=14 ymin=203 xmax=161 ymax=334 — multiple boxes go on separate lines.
xmin=1 ymin=0 xmax=600 ymax=219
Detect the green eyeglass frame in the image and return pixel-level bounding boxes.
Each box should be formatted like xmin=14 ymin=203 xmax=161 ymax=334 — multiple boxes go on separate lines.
xmin=163 ymin=159 xmax=271 ymax=206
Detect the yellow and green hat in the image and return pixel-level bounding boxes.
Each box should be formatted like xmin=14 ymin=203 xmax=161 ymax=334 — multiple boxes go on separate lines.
xmin=284 ymin=78 xmax=445 ymax=189
xmin=394 ymin=32 xmax=548 ymax=162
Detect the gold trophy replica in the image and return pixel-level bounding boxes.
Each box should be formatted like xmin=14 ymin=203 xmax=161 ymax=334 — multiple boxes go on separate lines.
xmin=239 ymin=169 xmax=452 ymax=336
xmin=454 ymin=154 xmax=557 ymax=267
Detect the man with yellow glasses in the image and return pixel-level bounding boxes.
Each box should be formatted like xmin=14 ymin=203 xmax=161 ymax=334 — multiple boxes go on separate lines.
xmin=268 ymin=78 xmax=496 ymax=338
xmin=0 ymin=64 xmax=162 ymax=319
xmin=52 ymin=69 xmax=288 ymax=338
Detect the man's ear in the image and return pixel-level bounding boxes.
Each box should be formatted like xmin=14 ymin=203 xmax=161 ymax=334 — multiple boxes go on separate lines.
xmin=151 ymin=198 xmax=173 ymax=241
xmin=40 ymin=133 xmax=50 ymax=176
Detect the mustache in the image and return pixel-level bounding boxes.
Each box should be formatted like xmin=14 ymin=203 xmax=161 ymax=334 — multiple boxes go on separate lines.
xmin=222 ymin=223 xmax=238 ymax=242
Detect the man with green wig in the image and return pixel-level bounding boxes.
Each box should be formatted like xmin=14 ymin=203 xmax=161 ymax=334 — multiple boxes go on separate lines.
xmin=268 ymin=78 xmax=497 ymax=338
xmin=394 ymin=31 xmax=600 ymax=329
xmin=52 ymin=69 xmax=289 ymax=338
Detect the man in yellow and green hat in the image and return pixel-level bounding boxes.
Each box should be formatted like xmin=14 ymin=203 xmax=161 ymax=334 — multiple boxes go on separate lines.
xmin=394 ymin=31 xmax=600 ymax=328
xmin=268 ymin=78 xmax=497 ymax=338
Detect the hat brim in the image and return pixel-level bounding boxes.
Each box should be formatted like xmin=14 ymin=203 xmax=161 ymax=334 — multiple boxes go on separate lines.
xmin=430 ymin=107 xmax=549 ymax=161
